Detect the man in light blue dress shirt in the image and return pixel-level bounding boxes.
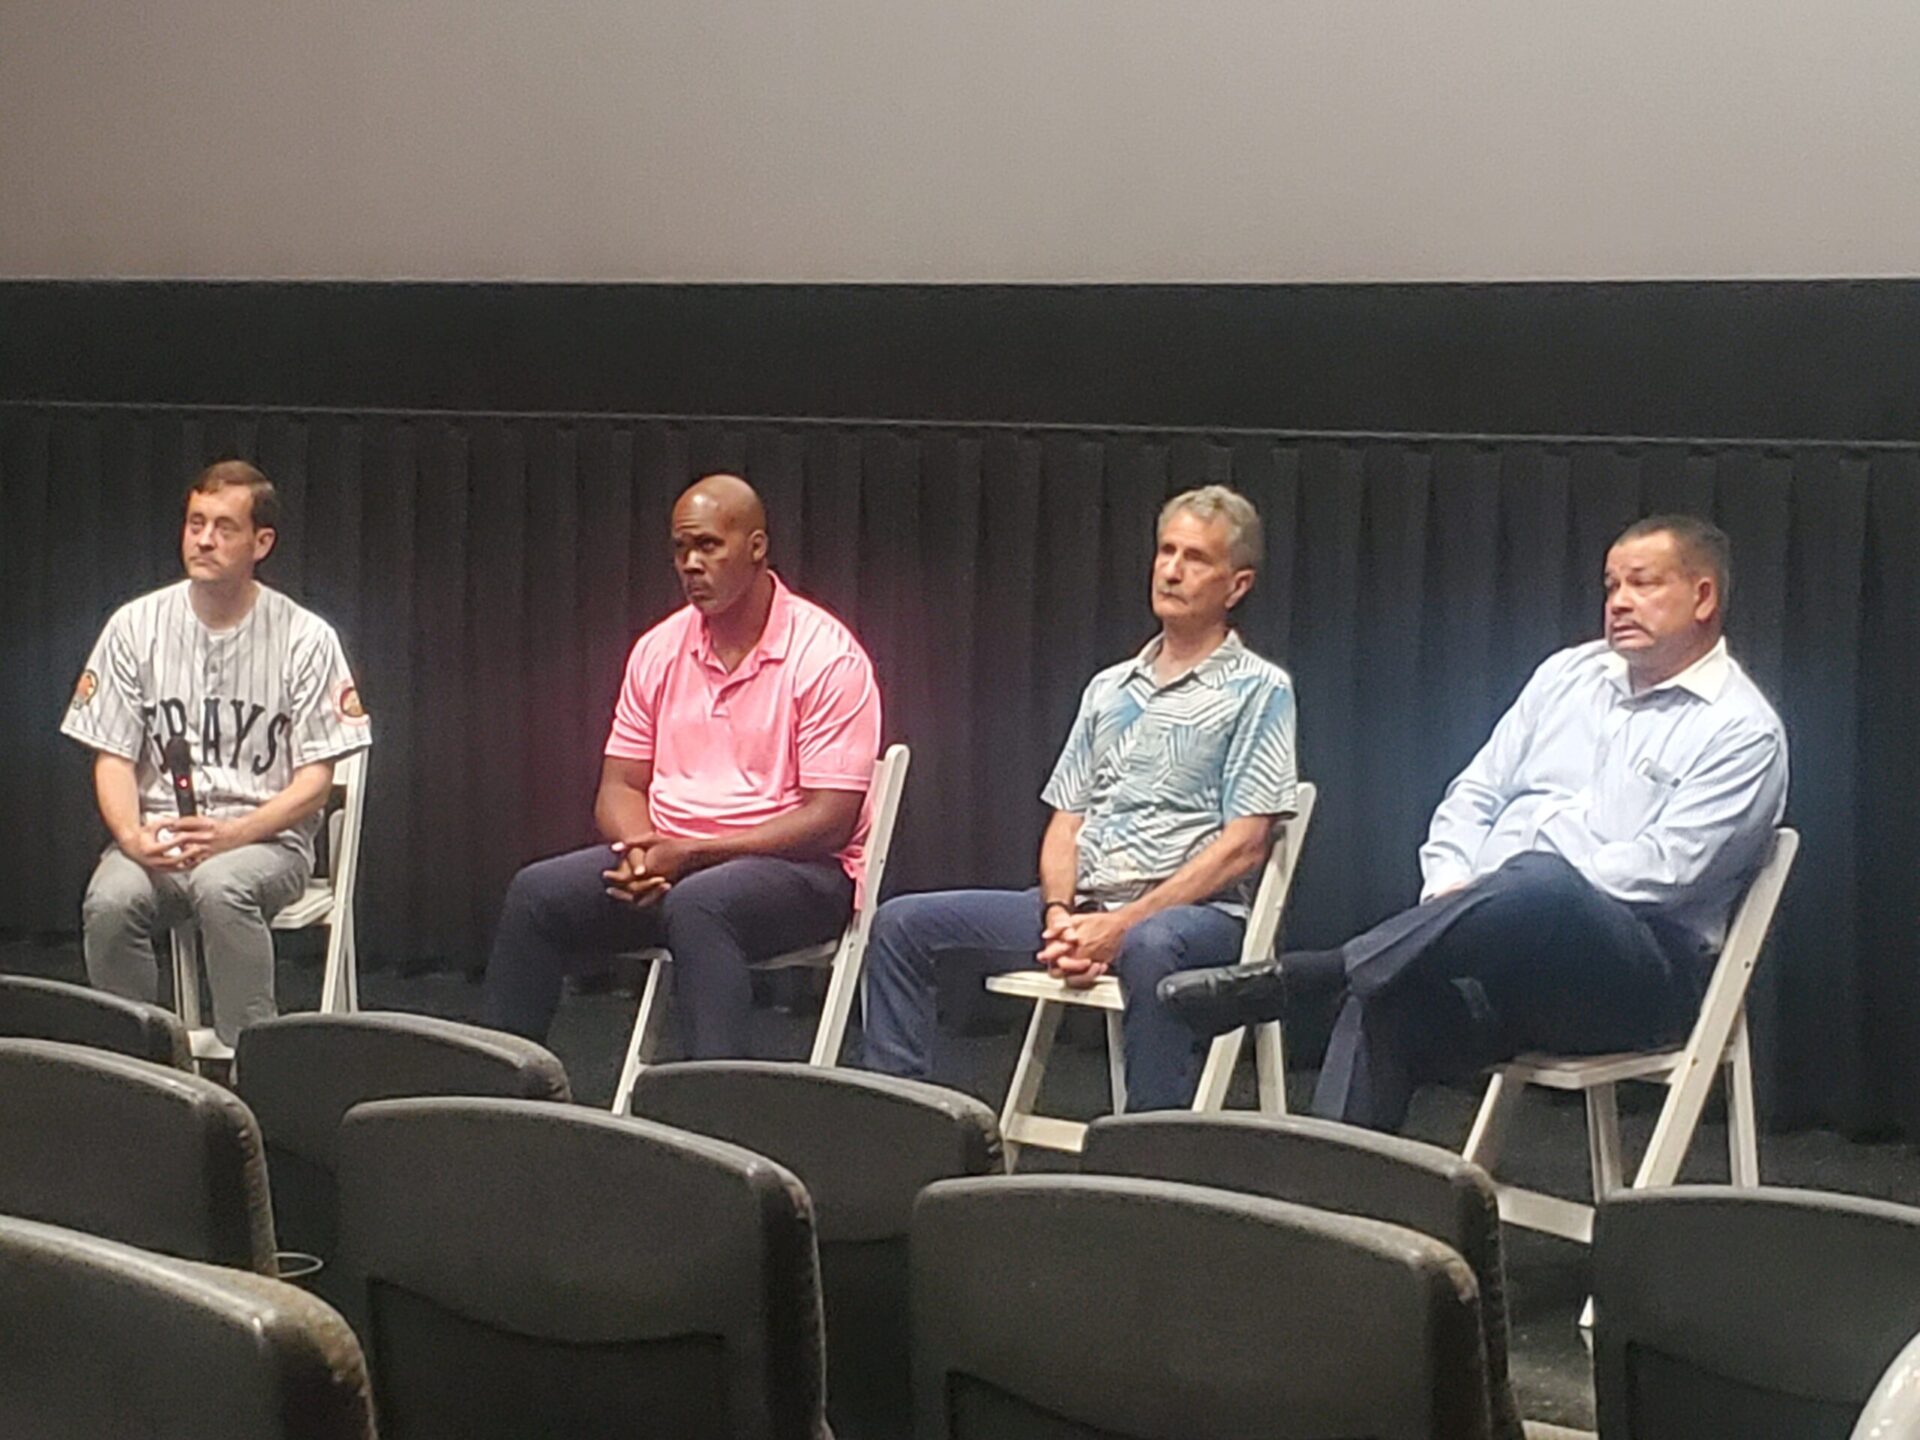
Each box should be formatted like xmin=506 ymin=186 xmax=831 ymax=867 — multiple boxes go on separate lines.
xmin=859 ymin=486 xmax=1298 ymax=1110
xmin=1163 ymin=514 xmax=1788 ymax=1131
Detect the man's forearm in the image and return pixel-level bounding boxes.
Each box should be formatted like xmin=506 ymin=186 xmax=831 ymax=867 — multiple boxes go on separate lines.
xmin=93 ymin=753 xmax=144 ymax=846
xmin=595 ymin=789 xmax=655 ymax=844
xmin=225 ymin=762 xmax=336 ymax=848
xmin=1037 ymin=813 xmax=1083 ymax=910
xmin=680 ymin=794 xmax=862 ymax=871
xmin=1115 ymin=819 xmax=1271 ymax=924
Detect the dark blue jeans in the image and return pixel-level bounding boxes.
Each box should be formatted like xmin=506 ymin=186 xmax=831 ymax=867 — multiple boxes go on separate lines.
xmin=859 ymin=887 xmax=1245 ymax=1111
xmin=481 ymin=843 xmax=852 ymax=1057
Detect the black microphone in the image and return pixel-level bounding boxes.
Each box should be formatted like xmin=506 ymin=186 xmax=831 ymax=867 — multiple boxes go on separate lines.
xmin=161 ymin=737 xmax=198 ymax=818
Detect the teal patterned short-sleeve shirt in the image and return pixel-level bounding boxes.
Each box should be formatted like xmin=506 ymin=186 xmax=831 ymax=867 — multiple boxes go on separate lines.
xmin=1042 ymin=632 xmax=1297 ymax=914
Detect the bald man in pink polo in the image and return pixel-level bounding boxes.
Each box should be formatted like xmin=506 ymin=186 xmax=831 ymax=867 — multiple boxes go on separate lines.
xmin=482 ymin=474 xmax=882 ymax=1057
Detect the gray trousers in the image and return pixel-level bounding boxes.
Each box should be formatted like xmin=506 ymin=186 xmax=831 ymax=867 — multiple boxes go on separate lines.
xmin=81 ymin=841 xmax=310 ymax=1046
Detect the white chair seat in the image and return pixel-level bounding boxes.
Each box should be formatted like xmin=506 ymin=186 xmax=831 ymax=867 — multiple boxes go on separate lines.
xmin=270 ymin=882 xmax=336 ymax=931
xmin=1504 ymin=1048 xmax=1684 ymax=1089
xmin=987 ymin=783 xmax=1317 ymax=1168
xmin=748 ymin=941 xmax=838 ymax=973
xmin=984 ymin=972 xmax=1123 ymax=1009
xmin=184 ymin=1029 xmax=235 ymax=1063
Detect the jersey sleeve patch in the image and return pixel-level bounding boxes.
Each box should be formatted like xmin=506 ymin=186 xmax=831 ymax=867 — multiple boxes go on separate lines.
xmin=70 ymin=669 xmax=99 ymax=710
xmin=335 ymin=679 xmax=370 ymax=725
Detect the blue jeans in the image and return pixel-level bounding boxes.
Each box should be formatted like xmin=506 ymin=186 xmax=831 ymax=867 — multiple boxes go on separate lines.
xmin=481 ymin=843 xmax=851 ymax=1057
xmin=859 ymin=887 xmax=1245 ymax=1111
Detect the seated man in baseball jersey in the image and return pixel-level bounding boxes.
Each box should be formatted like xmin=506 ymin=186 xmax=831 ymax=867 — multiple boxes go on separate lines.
xmin=482 ymin=473 xmax=882 ymax=1058
xmin=1162 ymin=515 xmax=1789 ymax=1132
xmin=858 ymin=485 xmax=1297 ymax=1111
xmin=62 ymin=460 xmax=372 ymax=1048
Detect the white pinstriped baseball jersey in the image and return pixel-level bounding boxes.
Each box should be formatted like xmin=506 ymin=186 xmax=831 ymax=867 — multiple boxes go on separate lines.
xmin=61 ymin=581 xmax=371 ymax=858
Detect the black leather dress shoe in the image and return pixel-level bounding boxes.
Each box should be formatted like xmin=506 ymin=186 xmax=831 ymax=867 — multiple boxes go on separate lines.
xmin=1156 ymin=959 xmax=1289 ymax=1036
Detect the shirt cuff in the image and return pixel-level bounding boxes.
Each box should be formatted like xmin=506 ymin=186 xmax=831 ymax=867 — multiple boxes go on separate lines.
xmin=797 ymin=765 xmax=872 ymax=791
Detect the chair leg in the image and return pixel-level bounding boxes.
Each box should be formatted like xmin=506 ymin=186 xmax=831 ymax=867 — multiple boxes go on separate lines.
xmin=1463 ymin=1068 xmax=1524 ymax=1170
xmin=1191 ymin=1027 xmax=1246 ymax=1112
xmin=610 ymin=957 xmax=671 ymax=1115
xmin=808 ymin=934 xmax=861 ymax=1068
xmin=171 ymin=929 xmax=204 ymax=1030
xmin=1585 ymin=1083 xmax=1624 ymax=1200
xmin=1254 ymin=1020 xmax=1288 ymax=1115
xmin=1103 ymin=1009 xmax=1128 ymax=1115
xmin=999 ymin=1000 xmax=1064 ymax=1172
xmin=341 ymin=915 xmax=359 ymax=1012
xmin=1726 ymin=1017 xmax=1761 ymax=1186
xmin=319 ymin=919 xmax=350 ymax=1015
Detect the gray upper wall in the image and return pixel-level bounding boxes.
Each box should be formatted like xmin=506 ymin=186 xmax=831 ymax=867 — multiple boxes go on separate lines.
xmin=3 ymin=1 xmax=1917 ymax=284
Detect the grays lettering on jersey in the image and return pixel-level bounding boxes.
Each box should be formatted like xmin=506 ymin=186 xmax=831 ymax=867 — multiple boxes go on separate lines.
xmin=62 ymin=581 xmax=371 ymax=859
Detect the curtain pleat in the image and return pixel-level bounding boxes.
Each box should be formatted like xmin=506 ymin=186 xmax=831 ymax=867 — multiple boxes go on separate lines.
xmin=3 ymin=405 xmax=1916 ymax=1135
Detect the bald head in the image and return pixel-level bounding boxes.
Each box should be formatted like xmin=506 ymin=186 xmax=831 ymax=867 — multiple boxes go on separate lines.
xmin=671 ymin=473 xmax=771 ymax=618
xmin=673 ymin=473 xmax=766 ymax=535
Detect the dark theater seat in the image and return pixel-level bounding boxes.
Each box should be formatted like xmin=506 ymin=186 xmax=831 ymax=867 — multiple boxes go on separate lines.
xmin=336 ymin=1095 xmax=831 ymax=1440
xmin=0 ymin=1037 xmax=275 ymax=1272
xmin=0 ymin=972 xmax=192 ymax=1069
xmin=0 ymin=1214 xmax=374 ymax=1440
xmin=1595 ymin=1186 xmax=1920 ymax=1440
xmin=629 ymin=1060 xmax=1002 ymax=1439
xmin=912 ymin=1174 xmax=1491 ymax=1440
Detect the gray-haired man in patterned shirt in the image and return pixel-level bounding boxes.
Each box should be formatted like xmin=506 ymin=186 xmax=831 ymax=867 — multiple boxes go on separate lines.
xmin=859 ymin=486 xmax=1298 ymax=1110
xmin=61 ymin=460 xmax=371 ymax=1047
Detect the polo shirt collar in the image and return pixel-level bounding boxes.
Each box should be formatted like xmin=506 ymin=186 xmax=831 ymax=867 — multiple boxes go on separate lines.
xmin=1129 ymin=630 xmax=1244 ymax=689
xmin=691 ymin=573 xmax=794 ymax=677
xmin=1601 ymin=636 xmax=1732 ymax=703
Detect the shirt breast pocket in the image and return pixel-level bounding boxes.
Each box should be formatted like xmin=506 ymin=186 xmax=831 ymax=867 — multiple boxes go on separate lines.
xmin=1591 ymin=762 xmax=1680 ymax=842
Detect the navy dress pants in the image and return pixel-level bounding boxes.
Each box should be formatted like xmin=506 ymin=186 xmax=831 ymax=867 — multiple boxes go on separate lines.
xmin=481 ymin=843 xmax=852 ymax=1057
xmin=1311 ymin=852 xmax=1707 ymax=1132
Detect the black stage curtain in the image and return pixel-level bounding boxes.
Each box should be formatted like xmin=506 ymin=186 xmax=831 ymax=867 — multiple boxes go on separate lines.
xmin=2 ymin=405 xmax=1915 ymax=1135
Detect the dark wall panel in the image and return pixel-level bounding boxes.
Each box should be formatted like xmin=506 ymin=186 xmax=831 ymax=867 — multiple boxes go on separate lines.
xmin=6 ymin=280 xmax=1920 ymax=439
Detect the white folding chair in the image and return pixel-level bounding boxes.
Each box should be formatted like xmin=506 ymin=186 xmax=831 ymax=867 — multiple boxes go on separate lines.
xmin=1462 ymin=827 xmax=1799 ymax=1252
xmin=985 ymin=782 xmax=1317 ymax=1168
xmin=609 ymin=743 xmax=912 ymax=1114
xmin=169 ymin=749 xmax=369 ymax=1066
xmin=1853 ymin=1327 xmax=1920 ymax=1440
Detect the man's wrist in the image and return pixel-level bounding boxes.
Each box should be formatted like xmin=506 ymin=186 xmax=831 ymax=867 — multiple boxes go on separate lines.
xmin=1042 ymin=898 xmax=1074 ymax=918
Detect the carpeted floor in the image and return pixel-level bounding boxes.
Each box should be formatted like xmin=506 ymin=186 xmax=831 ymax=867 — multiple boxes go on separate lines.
xmin=7 ymin=931 xmax=1919 ymax=1431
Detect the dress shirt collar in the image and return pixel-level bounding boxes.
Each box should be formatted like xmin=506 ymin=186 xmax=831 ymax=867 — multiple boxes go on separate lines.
xmin=1128 ymin=630 xmax=1244 ymax=689
xmin=1600 ymin=635 xmax=1732 ymax=703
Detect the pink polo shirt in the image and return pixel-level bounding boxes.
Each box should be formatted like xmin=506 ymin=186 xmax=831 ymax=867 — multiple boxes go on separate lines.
xmin=605 ymin=575 xmax=882 ymax=890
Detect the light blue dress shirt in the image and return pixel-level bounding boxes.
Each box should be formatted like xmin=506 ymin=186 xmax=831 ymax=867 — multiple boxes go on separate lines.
xmin=1043 ymin=632 xmax=1297 ymax=914
xmin=1420 ymin=637 xmax=1788 ymax=950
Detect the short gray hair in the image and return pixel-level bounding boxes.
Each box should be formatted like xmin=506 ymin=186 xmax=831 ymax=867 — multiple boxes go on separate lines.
xmin=1158 ymin=485 xmax=1263 ymax=571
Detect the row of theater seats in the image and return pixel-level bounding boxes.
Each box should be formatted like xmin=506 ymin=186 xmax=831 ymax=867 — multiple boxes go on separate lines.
xmin=5 ymin=972 xmax=1920 ymax=1440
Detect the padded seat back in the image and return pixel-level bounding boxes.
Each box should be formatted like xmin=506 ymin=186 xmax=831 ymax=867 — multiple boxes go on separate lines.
xmin=0 ymin=1214 xmax=374 ymax=1440
xmin=630 ymin=1061 xmax=1002 ymax=1439
xmin=235 ymin=1012 xmax=569 ymax=1274
xmin=1084 ymin=1111 xmax=1521 ymax=1440
xmin=1596 ymin=1186 xmax=1920 ymax=1440
xmin=913 ymin=1174 xmax=1490 ymax=1440
xmin=0 ymin=1038 xmax=275 ymax=1271
xmin=336 ymin=1096 xmax=830 ymax=1440
xmin=0 ymin=973 xmax=191 ymax=1068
